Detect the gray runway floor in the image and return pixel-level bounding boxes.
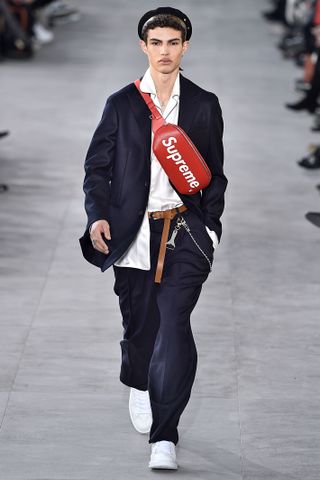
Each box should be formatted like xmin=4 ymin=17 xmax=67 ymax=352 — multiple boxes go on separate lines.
xmin=1 ymin=0 xmax=320 ymax=478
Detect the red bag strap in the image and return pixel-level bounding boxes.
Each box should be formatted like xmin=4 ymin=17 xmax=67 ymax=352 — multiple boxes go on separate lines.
xmin=134 ymin=79 xmax=165 ymax=133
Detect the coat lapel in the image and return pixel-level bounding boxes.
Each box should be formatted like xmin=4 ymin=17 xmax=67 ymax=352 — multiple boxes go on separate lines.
xmin=127 ymin=84 xmax=151 ymax=155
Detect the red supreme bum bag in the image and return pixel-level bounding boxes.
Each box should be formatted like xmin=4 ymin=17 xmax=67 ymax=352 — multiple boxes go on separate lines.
xmin=134 ymin=79 xmax=212 ymax=195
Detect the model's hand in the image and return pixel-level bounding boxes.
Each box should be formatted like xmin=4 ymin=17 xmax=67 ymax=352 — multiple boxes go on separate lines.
xmin=90 ymin=220 xmax=111 ymax=254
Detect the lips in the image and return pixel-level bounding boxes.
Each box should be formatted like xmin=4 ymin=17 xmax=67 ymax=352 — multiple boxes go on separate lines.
xmin=159 ymin=59 xmax=172 ymax=64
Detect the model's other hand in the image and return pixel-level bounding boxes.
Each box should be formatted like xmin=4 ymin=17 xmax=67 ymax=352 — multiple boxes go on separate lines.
xmin=89 ymin=220 xmax=111 ymax=254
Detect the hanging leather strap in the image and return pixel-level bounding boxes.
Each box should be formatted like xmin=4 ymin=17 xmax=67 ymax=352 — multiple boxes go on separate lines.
xmin=134 ymin=79 xmax=165 ymax=133
xmin=148 ymin=205 xmax=188 ymax=283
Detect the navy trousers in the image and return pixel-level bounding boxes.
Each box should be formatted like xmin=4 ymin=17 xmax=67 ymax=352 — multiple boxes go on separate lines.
xmin=112 ymin=209 xmax=214 ymax=445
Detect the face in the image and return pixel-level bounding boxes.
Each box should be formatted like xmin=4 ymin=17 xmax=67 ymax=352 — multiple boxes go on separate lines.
xmin=140 ymin=27 xmax=189 ymax=74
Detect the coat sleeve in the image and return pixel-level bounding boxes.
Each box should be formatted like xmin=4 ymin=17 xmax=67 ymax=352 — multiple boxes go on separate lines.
xmin=83 ymin=97 xmax=118 ymax=229
xmin=201 ymin=96 xmax=228 ymax=242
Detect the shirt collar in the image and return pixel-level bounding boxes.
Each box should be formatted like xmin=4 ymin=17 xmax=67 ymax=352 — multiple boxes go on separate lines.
xmin=140 ymin=67 xmax=180 ymax=99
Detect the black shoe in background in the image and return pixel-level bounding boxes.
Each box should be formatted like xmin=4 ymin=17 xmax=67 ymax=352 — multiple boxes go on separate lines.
xmin=263 ymin=10 xmax=283 ymax=21
xmin=0 ymin=130 xmax=9 ymax=139
xmin=298 ymin=148 xmax=320 ymax=169
xmin=305 ymin=212 xmax=320 ymax=228
xmin=263 ymin=8 xmax=287 ymax=24
xmin=286 ymin=98 xmax=318 ymax=113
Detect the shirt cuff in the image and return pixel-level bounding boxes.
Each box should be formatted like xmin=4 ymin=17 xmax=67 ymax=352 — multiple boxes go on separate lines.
xmin=205 ymin=227 xmax=219 ymax=250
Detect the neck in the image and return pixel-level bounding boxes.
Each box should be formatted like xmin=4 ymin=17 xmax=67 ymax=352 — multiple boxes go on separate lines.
xmin=149 ymin=66 xmax=179 ymax=97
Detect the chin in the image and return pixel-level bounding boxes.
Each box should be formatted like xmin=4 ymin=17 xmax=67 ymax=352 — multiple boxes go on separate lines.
xmin=156 ymin=64 xmax=179 ymax=74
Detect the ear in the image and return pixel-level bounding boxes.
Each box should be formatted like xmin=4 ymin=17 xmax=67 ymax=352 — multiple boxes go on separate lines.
xmin=182 ymin=40 xmax=189 ymax=55
xmin=140 ymin=39 xmax=148 ymax=55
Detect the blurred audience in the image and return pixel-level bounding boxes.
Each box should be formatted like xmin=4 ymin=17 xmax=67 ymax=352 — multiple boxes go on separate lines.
xmin=0 ymin=1 xmax=80 ymax=191
xmin=0 ymin=0 xmax=80 ymax=59
xmin=263 ymin=0 xmax=320 ymax=228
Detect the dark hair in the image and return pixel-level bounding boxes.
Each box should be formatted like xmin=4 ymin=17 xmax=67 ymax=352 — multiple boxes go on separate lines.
xmin=142 ymin=14 xmax=187 ymax=43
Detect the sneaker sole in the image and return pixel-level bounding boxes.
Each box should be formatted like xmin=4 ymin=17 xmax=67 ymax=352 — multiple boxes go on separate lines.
xmin=149 ymin=461 xmax=178 ymax=470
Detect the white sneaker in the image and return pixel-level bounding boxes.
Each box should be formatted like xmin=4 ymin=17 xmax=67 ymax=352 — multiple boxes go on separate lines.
xmin=148 ymin=440 xmax=178 ymax=470
xmin=44 ymin=1 xmax=80 ymax=26
xmin=33 ymin=23 xmax=54 ymax=44
xmin=129 ymin=387 xmax=152 ymax=434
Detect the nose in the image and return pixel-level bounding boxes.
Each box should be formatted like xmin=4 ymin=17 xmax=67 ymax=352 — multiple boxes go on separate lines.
xmin=160 ymin=44 xmax=169 ymax=56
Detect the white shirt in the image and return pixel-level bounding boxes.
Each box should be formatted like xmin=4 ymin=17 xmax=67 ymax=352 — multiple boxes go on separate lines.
xmin=114 ymin=68 xmax=218 ymax=270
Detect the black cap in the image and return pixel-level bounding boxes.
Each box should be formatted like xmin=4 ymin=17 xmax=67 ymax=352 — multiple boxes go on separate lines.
xmin=138 ymin=7 xmax=192 ymax=41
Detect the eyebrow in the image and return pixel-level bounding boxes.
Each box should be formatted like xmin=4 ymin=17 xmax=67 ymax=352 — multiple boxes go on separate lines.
xmin=149 ymin=38 xmax=181 ymax=42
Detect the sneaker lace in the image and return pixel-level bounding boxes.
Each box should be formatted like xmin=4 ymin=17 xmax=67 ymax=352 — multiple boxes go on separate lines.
xmin=153 ymin=441 xmax=174 ymax=456
xmin=135 ymin=390 xmax=151 ymax=414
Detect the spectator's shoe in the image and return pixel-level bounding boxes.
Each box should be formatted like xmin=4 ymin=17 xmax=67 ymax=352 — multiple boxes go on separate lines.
xmin=45 ymin=1 xmax=80 ymax=27
xmin=149 ymin=441 xmax=178 ymax=470
xmin=33 ymin=23 xmax=54 ymax=45
xmin=305 ymin=212 xmax=320 ymax=228
xmin=0 ymin=131 xmax=9 ymax=139
xmin=129 ymin=387 xmax=152 ymax=434
xmin=298 ymin=150 xmax=320 ymax=169
xmin=285 ymin=98 xmax=317 ymax=113
xmin=263 ymin=10 xmax=284 ymax=22
xmin=0 ymin=184 xmax=9 ymax=193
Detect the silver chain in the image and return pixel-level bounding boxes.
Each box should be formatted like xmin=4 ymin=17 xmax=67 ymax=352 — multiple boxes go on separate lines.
xmin=166 ymin=216 xmax=213 ymax=272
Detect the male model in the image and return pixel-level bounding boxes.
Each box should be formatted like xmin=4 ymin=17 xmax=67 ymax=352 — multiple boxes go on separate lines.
xmin=80 ymin=6 xmax=227 ymax=470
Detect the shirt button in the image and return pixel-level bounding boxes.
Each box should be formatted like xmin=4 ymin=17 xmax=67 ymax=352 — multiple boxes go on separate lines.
xmin=144 ymin=181 xmax=148 ymax=187
xmin=138 ymin=210 xmax=144 ymax=215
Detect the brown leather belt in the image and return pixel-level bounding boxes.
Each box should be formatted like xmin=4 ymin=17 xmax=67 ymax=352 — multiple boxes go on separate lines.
xmin=148 ymin=204 xmax=187 ymax=283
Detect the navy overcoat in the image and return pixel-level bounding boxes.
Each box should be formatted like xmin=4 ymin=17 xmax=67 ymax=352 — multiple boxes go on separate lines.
xmin=79 ymin=74 xmax=228 ymax=272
